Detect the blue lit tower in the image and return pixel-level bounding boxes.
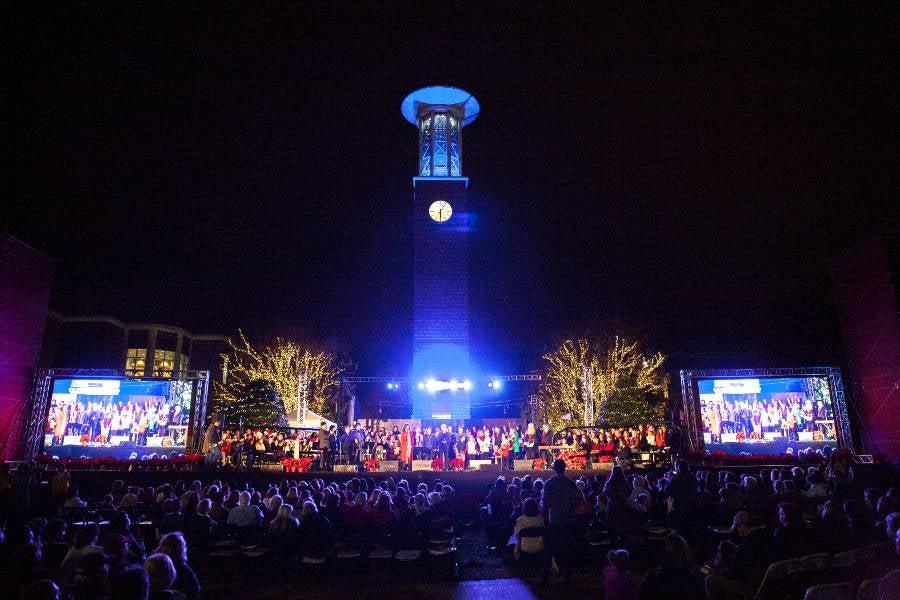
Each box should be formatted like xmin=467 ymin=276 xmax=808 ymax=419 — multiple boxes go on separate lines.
xmin=401 ymin=86 xmax=479 ymax=419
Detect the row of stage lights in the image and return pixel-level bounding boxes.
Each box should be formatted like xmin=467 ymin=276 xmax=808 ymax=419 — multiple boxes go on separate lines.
xmin=386 ymin=379 xmax=503 ymax=392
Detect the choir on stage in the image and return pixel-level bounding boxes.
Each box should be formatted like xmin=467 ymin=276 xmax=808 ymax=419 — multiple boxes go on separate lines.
xmin=207 ymin=421 xmax=674 ymax=471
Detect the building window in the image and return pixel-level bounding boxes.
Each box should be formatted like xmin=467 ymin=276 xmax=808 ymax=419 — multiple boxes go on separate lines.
xmin=153 ymin=350 xmax=176 ymax=377
xmin=125 ymin=348 xmax=147 ymax=375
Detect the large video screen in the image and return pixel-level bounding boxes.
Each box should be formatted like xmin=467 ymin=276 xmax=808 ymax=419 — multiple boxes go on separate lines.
xmin=44 ymin=378 xmax=192 ymax=449
xmin=698 ymin=376 xmax=837 ymax=453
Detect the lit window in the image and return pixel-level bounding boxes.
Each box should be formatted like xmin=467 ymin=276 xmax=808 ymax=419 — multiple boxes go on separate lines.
xmin=125 ymin=348 xmax=147 ymax=375
xmin=153 ymin=350 xmax=176 ymax=377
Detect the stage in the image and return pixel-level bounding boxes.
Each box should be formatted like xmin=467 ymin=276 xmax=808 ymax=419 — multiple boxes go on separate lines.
xmin=42 ymin=444 xmax=188 ymax=460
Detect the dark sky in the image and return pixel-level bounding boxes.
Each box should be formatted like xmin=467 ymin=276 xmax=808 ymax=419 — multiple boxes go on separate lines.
xmin=3 ymin=4 xmax=898 ymax=375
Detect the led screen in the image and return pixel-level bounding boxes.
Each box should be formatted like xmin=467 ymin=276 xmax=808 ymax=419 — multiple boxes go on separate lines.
xmin=698 ymin=376 xmax=836 ymax=453
xmin=44 ymin=378 xmax=192 ymax=448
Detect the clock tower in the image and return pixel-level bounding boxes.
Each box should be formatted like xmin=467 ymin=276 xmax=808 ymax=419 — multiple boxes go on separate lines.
xmin=401 ymin=86 xmax=479 ymax=419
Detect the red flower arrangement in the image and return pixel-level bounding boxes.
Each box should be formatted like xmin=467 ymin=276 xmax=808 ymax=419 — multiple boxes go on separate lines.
xmin=79 ymin=434 xmax=90 ymax=446
xmin=449 ymin=458 xmax=465 ymax=471
xmin=532 ymin=457 xmax=547 ymax=470
xmin=559 ymin=450 xmax=587 ymax=470
xmin=735 ymin=432 xmax=746 ymax=442
xmin=686 ymin=449 xmax=825 ymax=467
xmin=364 ymin=458 xmax=379 ymax=472
xmin=431 ymin=457 xmax=444 ymax=471
xmin=94 ymin=434 xmax=108 ymax=444
xmin=34 ymin=453 xmax=203 ymax=471
xmin=282 ymin=457 xmax=314 ymax=473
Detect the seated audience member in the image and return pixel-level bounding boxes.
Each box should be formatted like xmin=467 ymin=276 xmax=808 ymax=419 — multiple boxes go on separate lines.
xmin=845 ymin=500 xmax=879 ymax=547
xmin=773 ymin=502 xmax=807 ymax=560
xmin=814 ymin=500 xmax=850 ymax=554
xmin=185 ymin=498 xmax=215 ymax=548
xmin=370 ymin=494 xmax=399 ymax=534
xmin=109 ymin=564 xmax=149 ymax=600
xmin=73 ymin=551 xmax=110 ymax=600
xmin=269 ymin=505 xmax=300 ymax=538
xmin=156 ymin=532 xmax=200 ymax=600
xmin=802 ymin=469 xmax=829 ymax=498
xmin=144 ymin=553 xmax=181 ymax=600
xmin=40 ymin=519 xmax=70 ymax=570
xmin=512 ymin=498 xmax=545 ymax=559
xmin=158 ymin=500 xmax=185 ymax=535
xmin=886 ymin=512 xmax=900 ymax=542
xmin=643 ymin=533 xmax=697 ymax=600
xmin=321 ymin=493 xmax=345 ymax=533
xmin=64 ymin=486 xmax=88 ymax=509
xmin=705 ymin=511 xmax=770 ymax=599
xmin=298 ymin=501 xmax=333 ymax=558
xmin=227 ymin=491 xmax=263 ymax=529
xmin=604 ymin=548 xmax=636 ymax=600
xmin=108 ymin=512 xmax=146 ymax=563
xmin=343 ymin=492 xmax=371 ymax=530
xmin=60 ymin=524 xmax=103 ymax=585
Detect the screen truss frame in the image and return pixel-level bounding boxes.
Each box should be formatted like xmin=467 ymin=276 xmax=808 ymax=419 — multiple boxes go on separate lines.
xmin=680 ymin=366 xmax=852 ymax=453
xmin=23 ymin=368 xmax=210 ymax=459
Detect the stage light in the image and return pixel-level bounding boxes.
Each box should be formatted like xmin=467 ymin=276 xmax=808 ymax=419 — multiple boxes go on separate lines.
xmin=417 ymin=382 xmax=425 ymax=390
xmin=489 ymin=379 xmax=501 ymax=389
xmin=449 ymin=379 xmax=458 ymax=391
xmin=462 ymin=380 xmax=472 ymax=391
xmin=386 ymin=383 xmax=393 ymax=390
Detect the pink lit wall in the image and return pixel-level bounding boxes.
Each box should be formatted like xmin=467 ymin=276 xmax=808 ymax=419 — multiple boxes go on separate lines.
xmin=833 ymin=237 xmax=900 ymax=461
xmin=0 ymin=235 xmax=53 ymax=460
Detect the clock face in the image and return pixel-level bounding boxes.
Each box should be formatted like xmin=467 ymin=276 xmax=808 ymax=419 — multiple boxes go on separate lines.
xmin=428 ymin=200 xmax=452 ymax=223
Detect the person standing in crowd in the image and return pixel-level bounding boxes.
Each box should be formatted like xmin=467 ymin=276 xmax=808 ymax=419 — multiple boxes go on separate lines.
xmin=541 ymin=458 xmax=580 ymax=584
xmin=399 ymin=424 xmax=414 ymax=470
xmin=317 ymin=421 xmax=331 ymax=471
xmin=202 ymin=418 xmax=220 ymax=468
xmin=540 ymin=423 xmax=554 ymax=464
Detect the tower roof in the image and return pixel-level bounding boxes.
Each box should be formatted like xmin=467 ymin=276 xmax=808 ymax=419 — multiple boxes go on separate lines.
xmin=401 ymin=86 xmax=480 ymax=127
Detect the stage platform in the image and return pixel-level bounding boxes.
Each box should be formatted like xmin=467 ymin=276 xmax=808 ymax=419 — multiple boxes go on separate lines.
xmin=42 ymin=445 xmax=187 ymax=460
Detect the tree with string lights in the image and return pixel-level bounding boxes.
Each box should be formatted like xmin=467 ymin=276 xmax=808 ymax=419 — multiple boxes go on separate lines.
xmin=537 ymin=334 xmax=669 ymax=430
xmin=212 ymin=330 xmax=345 ymax=422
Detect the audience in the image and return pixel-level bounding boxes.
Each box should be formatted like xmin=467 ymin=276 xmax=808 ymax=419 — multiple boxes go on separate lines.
xmin=2 ymin=448 xmax=899 ymax=600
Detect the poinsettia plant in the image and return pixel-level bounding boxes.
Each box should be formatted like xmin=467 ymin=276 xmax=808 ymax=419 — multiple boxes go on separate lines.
xmin=431 ymin=457 xmax=444 ymax=471
xmin=364 ymin=458 xmax=379 ymax=472
xmin=282 ymin=457 xmax=314 ymax=473
xmin=532 ymin=457 xmax=547 ymax=470
xmin=449 ymin=458 xmax=465 ymax=471
xmin=735 ymin=432 xmax=746 ymax=442
xmin=79 ymin=434 xmax=90 ymax=446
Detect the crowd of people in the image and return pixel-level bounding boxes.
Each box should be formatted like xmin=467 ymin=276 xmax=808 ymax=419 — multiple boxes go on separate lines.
xmin=0 ymin=462 xmax=463 ymax=599
xmin=202 ymin=420 xmax=677 ymax=471
xmin=481 ymin=455 xmax=900 ymax=599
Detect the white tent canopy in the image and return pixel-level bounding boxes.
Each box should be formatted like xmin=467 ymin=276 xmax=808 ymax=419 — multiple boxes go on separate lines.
xmin=288 ymin=408 xmax=335 ymax=430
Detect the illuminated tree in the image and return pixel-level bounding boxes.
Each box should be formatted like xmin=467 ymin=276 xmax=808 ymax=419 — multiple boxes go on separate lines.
xmin=538 ymin=334 xmax=669 ymax=429
xmin=213 ymin=330 xmax=345 ymax=420
xmin=228 ymin=379 xmax=288 ymax=428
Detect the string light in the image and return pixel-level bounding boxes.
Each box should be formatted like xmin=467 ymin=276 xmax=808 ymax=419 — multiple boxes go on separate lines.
xmin=538 ymin=335 xmax=669 ymax=429
xmin=214 ymin=330 xmax=344 ymax=417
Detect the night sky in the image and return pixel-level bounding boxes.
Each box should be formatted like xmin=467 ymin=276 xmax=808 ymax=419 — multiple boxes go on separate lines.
xmin=3 ymin=4 xmax=897 ymax=376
